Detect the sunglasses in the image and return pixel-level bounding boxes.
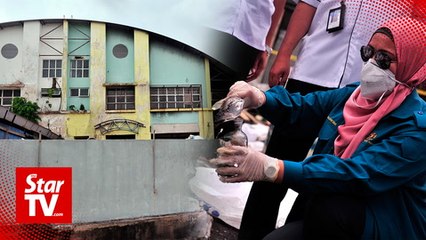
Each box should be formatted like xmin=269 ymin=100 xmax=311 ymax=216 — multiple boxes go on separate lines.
xmin=360 ymin=45 xmax=397 ymax=70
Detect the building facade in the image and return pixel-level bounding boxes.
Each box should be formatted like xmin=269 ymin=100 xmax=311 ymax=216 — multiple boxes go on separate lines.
xmin=0 ymin=20 xmax=214 ymax=140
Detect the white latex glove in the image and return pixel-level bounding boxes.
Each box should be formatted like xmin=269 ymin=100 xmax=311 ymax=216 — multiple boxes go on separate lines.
xmin=210 ymin=146 xmax=280 ymax=183
xmin=227 ymin=81 xmax=266 ymax=109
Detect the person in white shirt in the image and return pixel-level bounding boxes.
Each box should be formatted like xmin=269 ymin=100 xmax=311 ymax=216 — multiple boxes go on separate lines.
xmin=270 ymin=0 xmax=412 ymax=88
xmin=206 ymin=0 xmax=286 ymax=80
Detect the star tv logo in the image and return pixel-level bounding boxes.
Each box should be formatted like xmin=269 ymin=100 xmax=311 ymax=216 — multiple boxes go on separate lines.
xmin=16 ymin=167 xmax=72 ymax=224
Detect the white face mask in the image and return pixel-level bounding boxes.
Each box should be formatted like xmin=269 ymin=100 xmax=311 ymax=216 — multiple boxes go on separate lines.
xmin=360 ymin=59 xmax=397 ymax=101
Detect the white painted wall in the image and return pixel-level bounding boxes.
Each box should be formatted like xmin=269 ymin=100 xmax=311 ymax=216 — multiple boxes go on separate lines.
xmin=38 ymin=113 xmax=66 ymax=138
xmin=22 ymin=21 xmax=41 ymax=101
xmin=0 ymin=25 xmax=23 ymax=85
xmin=38 ymin=22 xmax=64 ymax=112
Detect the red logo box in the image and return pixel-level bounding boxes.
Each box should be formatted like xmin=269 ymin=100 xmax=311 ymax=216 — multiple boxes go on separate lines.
xmin=16 ymin=167 xmax=72 ymax=224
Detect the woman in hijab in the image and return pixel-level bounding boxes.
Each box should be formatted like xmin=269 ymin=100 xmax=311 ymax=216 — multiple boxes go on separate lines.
xmin=211 ymin=17 xmax=425 ymax=239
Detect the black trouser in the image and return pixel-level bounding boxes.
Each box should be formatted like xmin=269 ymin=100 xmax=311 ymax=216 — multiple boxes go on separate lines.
xmin=263 ymin=195 xmax=366 ymax=240
xmin=216 ymin=31 xmax=261 ymax=79
xmin=238 ymin=79 xmax=335 ymax=240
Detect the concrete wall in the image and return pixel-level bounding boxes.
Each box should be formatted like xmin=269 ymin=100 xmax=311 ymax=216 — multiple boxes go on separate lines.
xmin=0 ymin=139 xmax=218 ymax=223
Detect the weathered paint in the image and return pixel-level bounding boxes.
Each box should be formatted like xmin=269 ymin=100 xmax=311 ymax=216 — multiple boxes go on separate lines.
xmin=65 ymin=22 xmax=100 ymax=139
xmin=39 ymin=113 xmax=67 ymax=138
xmin=22 ymin=21 xmax=40 ymax=101
xmin=151 ymin=123 xmax=199 ymax=134
xmin=0 ymin=25 xmax=23 ymax=84
xmin=88 ymin=22 xmax=106 ymax=139
xmin=61 ymin=20 xmax=69 ymax=111
xmin=38 ymin=22 xmax=64 ymax=112
xmin=151 ymin=112 xmax=199 ymax=124
xmin=66 ymin=113 xmax=92 ymax=137
xmin=0 ymin=139 xmax=219 ymax=223
xmin=106 ymin=27 xmax=134 ymax=84
xmin=67 ymin=95 xmax=90 ymax=112
xmin=134 ymin=30 xmax=151 ymax=139
xmin=0 ymin=19 xmax=214 ymax=140
xmin=67 ymin=21 xmax=91 ymax=111
xmin=203 ymin=59 xmax=212 ymax=109
xmin=64 ymin=23 xmax=153 ymax=140
xmin=198 ymin=58 xmax=214 ymax=139
xmin=149 ymin=37 xmax=211 ymax=137
xmin=149 ymin=40 xmax=205 ymax=88
xmin=68 ymin=22 xmax=91 ymax=57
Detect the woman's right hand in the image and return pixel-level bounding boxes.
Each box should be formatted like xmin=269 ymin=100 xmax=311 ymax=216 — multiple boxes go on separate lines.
xmin=227 ymin=81 xmax=266 ymax=109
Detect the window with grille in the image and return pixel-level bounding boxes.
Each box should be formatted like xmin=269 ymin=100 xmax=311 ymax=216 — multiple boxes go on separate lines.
xmin=42 ymin=59 xmax=62 ymax=78
xmin=150 ymin=85 xmax=202 ymax=109
xmin=70 ymin=88 xmax=89 ymax=97
xmin=70 ymin=59 xmax=89 ymax=78
xmin=106 ymin=87 xmax=135 ymax=110
xmin=0 ymin=89 xmax=21 ymax=106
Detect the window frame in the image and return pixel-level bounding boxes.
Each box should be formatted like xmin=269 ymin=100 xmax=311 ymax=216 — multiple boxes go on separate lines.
xmin=70 ymin=88 xmax=90 ymax=98
xmin=42 ymin=59 xmax=62 ymax=78
xmin=70 ymin=59 xmax=89 ymax=78
xmin=150 ymin=85 xmax=202 ymax=110
xmin=106 ymin=86 xmax=135 ymax=111
xmin=0 ymin=89 xmax=21 ymax=106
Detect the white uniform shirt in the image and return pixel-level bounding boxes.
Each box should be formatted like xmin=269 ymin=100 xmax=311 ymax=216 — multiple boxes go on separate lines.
xmin=291 ymin=0 xmax=412 ymax=88
xmin=207 ymin=0 xmax=275 ymax=51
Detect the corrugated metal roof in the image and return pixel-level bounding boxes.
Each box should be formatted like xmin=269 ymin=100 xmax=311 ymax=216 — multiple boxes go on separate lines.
xmin=0 ymin=106 xmax=62 ymax=139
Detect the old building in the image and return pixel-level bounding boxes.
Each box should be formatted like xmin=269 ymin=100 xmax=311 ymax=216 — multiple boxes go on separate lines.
xmin=0 ymin=19 xmax=226 ymax=140
xmin=0 ymin=2 xmax=248 ymax=238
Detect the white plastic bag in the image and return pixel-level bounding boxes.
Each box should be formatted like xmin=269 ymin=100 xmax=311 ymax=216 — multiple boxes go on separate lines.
xmin=189 ymin=167 xmax=252 ymax=229
xmin=189 ymin=166 xmax=299 ymax=229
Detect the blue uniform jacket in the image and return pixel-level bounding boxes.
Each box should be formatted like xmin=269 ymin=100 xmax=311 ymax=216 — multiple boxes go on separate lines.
xmin=259 ymin=84 xmax=426 ymax=239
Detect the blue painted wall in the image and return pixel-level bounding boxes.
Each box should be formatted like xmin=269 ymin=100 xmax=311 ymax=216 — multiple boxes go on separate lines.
xmin=106 ymin=26 xmax=134 ymax=84
xmin=67 ymin=22 xmax=91 ymax=110
xmin=149 ymin=39 xmax=206 ymax=125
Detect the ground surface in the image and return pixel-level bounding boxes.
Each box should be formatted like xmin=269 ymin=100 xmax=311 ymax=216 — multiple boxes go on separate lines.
xmin=210 ymin=218 xmax=239 ymax=240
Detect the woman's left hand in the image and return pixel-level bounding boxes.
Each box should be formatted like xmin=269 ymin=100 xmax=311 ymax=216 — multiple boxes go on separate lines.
xmin=210 ymin=146 xmax=280 ymax=183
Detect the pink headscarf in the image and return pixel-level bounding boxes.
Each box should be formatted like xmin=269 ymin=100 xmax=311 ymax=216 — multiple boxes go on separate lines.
xmin=334 ymin=17 xmax=426 ymax=158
